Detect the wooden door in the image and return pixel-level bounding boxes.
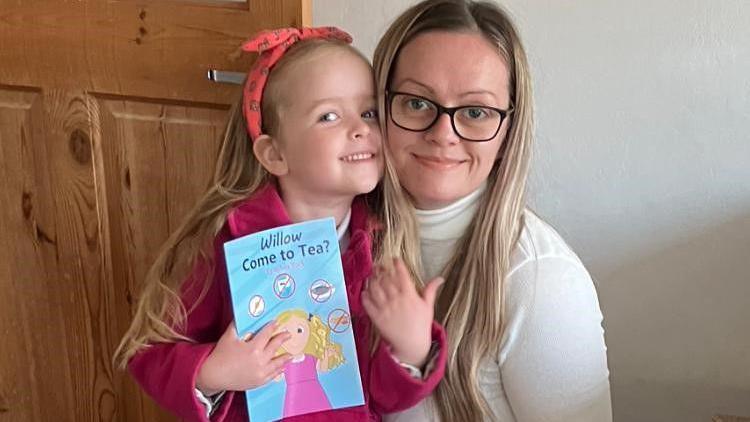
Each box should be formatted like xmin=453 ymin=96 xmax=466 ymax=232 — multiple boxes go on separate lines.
xmin=0 ymin=1 xmax=310 ymax=420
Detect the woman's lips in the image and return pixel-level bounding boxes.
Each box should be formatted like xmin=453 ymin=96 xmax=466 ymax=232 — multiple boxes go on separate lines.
xmin=412 ymin=153 xmax=465 ymax=170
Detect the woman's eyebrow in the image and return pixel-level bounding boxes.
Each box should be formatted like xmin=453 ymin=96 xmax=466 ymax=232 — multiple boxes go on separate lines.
xmin=458 ymin=90 xmax=499 ymax=101
xmin=394 ymin=79 xmax=500 ymax=101
xmin=392 ymin=78 xmax=436 ymax=95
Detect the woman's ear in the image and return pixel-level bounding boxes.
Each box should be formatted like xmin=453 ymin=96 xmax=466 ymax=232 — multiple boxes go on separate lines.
xmin=253 ymin=134 xmax=289 ymax=176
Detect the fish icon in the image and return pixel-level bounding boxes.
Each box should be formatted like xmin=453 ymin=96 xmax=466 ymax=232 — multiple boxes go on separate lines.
xmin=309 ymin=279 xmax=334 ymax=303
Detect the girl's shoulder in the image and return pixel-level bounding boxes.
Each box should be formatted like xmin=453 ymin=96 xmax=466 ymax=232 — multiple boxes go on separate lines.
xmin=226 ymin=183 xmax=291 ymax=238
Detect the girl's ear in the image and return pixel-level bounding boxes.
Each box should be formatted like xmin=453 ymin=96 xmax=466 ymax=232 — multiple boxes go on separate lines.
xmin=253 ymin=134 xmax=289 ymax=176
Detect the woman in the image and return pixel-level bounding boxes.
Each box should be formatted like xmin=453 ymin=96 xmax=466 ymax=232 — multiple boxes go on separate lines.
xmin=371 ymin=0 xmax=612 ymax=420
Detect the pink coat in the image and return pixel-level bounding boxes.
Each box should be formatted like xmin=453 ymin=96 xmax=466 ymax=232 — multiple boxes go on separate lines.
xmin=128 ymin=183 xmax=447 ymax=421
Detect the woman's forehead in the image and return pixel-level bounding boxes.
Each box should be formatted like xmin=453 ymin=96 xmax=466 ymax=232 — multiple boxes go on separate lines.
xmin=391 ymin=31 xmax=510 ymax=100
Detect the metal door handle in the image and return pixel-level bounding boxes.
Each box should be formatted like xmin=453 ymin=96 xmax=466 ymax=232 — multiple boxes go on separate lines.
xmin=207 ymin=70 xmax=245 ymax=85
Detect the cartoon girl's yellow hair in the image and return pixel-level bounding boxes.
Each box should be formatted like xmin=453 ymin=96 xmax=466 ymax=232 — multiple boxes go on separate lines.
xmin=276 ymin=309 xmax=345 ymax=369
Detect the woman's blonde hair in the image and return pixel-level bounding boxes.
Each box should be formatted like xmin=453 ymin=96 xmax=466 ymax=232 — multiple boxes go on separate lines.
xmin=114 ymin=39 xmax=365 ymax=369
xmin=276 ymin=309 xmax=345 ymax=369
xmin=372 ymin=1 xmax=533 ymax=420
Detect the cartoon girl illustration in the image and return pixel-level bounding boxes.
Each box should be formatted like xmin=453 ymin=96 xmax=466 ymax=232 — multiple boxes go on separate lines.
xmin=274 ymin=309 xmax=345 ymax=417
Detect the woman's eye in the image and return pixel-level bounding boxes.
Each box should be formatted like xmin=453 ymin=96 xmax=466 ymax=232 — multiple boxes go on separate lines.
xmin=362 ymin=109 xmax=378 ymax=119
xmin=462 ymin=107 xmax=489 ymax=120
xmin=407 ymin=98 xmax=429 ymax=111
xmin=297 ymin=327 xmax=303 ymax=333
xmin=319 ymin=112 xmax=339 ymax=122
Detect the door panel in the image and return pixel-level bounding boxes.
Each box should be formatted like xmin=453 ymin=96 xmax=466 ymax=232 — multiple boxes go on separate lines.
xmin=0 ymin=1 xmax=310 ymax=420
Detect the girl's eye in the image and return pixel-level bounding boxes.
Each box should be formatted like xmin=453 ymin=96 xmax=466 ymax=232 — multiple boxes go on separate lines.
xmin=319 ymin=112 xmax=339 ymax=122
xmin=297 ymin=327 xmax=303 ymax=333
xmin=362 ymin=109 xmax=378 ymax=119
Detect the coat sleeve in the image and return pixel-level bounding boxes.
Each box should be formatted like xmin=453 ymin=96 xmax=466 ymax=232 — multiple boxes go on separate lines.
xmin=127 ymin=230 xmax=237 ymax=422
xmin=367 ymin=320 xmax=447 ymax=414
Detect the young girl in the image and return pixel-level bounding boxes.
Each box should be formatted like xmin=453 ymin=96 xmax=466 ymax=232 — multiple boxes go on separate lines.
xmin=114 ymin=27 xmax=446 ymax=422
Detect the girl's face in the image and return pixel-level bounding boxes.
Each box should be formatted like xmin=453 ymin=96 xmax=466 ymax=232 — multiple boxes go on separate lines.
xmin=386 ymin=31 xmax=512 ymax=210
xmin=274 ymin=48 xmax=383 ymax=204
xmin=277 ymin=315 xmax=310 ymax=356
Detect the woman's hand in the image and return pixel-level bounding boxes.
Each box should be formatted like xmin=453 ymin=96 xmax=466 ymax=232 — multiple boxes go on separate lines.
xmin=362 ymin=258 xmax=444 ymax=367
xmin=196 ymin=321 xmax=292 ymax=395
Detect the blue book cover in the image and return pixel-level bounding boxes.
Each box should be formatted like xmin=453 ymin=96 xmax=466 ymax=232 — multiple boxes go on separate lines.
xmin=223 ymin=217 xmax=365 ymax=422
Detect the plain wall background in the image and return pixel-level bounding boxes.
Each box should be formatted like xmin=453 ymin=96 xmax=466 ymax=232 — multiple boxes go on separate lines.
xmin=314 ymin=1 xmax=750 ymax=421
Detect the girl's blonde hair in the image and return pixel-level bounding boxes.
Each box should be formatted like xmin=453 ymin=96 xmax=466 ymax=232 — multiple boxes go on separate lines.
xmin=114 ymin=39 xmax=366 ymax=369
xmin=372 ymin=1 xmax=533 ymax=420
xmin=276 ymin=309 xmax=345 ymax=369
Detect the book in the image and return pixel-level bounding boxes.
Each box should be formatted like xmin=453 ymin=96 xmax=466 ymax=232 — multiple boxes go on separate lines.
xmin=223 ymin=217 xmax=365 ymax=422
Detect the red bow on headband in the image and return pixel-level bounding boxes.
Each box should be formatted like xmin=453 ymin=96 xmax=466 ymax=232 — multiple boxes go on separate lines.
xmin=241 ymin=26 xmax=353 ymax=141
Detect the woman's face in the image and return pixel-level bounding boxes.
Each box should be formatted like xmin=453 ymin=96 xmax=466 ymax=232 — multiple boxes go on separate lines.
xmin=387 ymin=31 xmax=512 ymax=209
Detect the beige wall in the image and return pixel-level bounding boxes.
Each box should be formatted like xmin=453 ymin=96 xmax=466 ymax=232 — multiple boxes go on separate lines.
xmin=314 ymin=1 xmax=750 ymax=420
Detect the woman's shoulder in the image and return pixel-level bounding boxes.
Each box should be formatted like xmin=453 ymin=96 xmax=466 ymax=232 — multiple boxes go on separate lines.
xmin=503 ymin=209 xmax=600 ymax=325
xmin=499 ymin=210 xmax=606 ymax=366
xmin=511 ymin=209 xmax=585 ymax=272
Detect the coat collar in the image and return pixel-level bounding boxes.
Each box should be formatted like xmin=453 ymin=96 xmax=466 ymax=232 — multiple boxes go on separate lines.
xmin=227 ymin=182 xmax=373 ymax=240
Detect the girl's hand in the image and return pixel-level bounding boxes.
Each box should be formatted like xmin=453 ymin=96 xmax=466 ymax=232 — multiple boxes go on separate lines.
xmin=362 ymin=258 xmax=444 ymax=368
xmin=196 ymin=321 xmax=292 ymax=395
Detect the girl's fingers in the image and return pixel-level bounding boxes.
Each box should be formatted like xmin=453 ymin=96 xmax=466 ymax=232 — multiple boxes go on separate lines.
xmin=264 ymin=367 xmax=286 ymax=384
xmin=265 ymin=353 xmax=292 ymax=377
xmin=381 ymin=275 xmax=401 ymax=298
xmin=223 ymin=321 xmax=240 ymax=341
xmin=249 ymin=321 xmax=278 ymax=348
xmin=362 ymin=291 xmax=377 ymax=315
xmin=393 ymin=258 xmax=412 ymax=291
xmin=264 ymin=331 xmax=292 ymax=354
xmin=422 ymin=276 xmax=446 ymax=308
xmin=367 ymin=277 xmax=388 ymax=305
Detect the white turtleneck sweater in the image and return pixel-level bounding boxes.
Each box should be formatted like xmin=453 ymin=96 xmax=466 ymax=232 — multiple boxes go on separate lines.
xmin=386 ymin=185 xmax=612 ymax=422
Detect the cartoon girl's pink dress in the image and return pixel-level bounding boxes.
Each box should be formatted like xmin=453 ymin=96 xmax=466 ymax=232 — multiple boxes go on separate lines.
xmin=282 ymin=354 xmax=332 ymax=417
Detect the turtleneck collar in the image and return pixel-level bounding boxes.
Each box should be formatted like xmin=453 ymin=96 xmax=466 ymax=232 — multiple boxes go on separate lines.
xmin=414 ymin=181 xmax=488 ymax=242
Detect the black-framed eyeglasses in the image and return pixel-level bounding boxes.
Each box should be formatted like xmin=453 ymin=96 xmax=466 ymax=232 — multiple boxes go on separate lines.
xmin=387 ymin=91 xmax=513 ymax=142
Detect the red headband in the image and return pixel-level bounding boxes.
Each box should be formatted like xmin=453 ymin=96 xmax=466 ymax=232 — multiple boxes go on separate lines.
xmin=241 ymin=26 xmax=353 ymax=141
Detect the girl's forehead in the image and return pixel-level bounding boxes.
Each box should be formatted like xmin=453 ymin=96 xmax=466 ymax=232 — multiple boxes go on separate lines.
xmin=274 ymin=48 xmax=373 ymax=105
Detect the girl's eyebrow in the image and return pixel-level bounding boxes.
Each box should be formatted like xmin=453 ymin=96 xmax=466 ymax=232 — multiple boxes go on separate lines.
xmin=305 ymin=95 xmax=376 ymax=114
xmin=306 ymin=97 xmax=344 ymax=113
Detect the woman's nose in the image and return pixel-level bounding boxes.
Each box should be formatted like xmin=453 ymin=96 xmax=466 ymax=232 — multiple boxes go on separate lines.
xmin=424 ymin=112 xmax=459 ymax=146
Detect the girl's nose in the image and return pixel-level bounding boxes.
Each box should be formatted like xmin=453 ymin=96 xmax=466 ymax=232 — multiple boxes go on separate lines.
xmin=351 ymin=118 xmax=371 ymax=140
